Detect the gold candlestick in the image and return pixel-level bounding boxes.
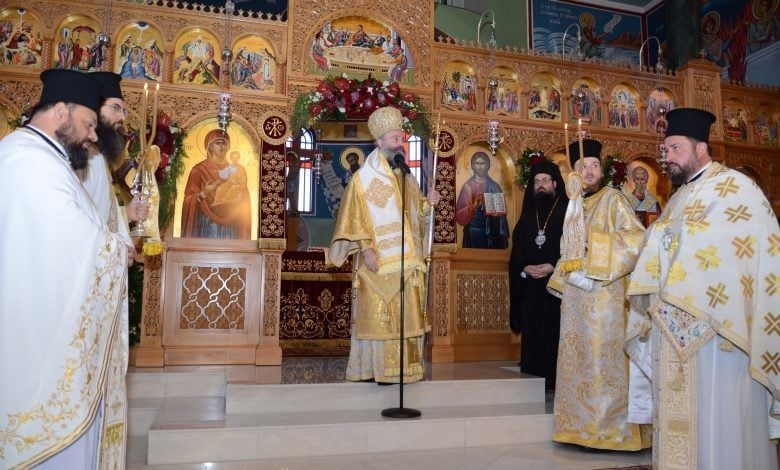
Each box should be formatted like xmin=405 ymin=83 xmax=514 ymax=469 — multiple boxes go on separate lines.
xmin=140 ymin=82 xmax=148 ymax=152
xmin=147 ymin=83 xmax=160 ymax=147
xmin=577 ymin=118 xmax=584 ymax=170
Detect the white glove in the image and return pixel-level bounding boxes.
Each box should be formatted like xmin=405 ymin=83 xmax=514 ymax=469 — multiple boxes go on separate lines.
xmin=566 ymin=270 xmax=594 ymax=292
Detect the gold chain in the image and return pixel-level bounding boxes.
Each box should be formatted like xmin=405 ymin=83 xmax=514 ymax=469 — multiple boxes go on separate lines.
xmin=536 ymin=197 xmax=560 ymax=233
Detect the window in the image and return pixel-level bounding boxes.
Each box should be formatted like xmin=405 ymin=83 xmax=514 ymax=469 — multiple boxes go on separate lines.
xmin=406 ymin=134 xmax=424 ymax=187
xmin=285 ymin=129 xmax=315 ymax=214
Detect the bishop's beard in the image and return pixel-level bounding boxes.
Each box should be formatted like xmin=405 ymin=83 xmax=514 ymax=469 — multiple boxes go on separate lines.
xmin=96 ymin=122 xmax=128 ymax=164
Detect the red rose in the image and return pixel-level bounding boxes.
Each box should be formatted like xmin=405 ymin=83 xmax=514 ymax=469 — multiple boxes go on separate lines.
xmin=333 ymin=77 xmax=350 ymax=92
xmin=317 ymin=81 xmax=331 ymax=94
xmin=530 ymin=155 xmax=546 ymax=165
xmin=402 ymin=92 xmax=415 ymax=103
xmin=309 ymin=103 xmax=323 ymax=117
xmin=407 ymin=110 xmax=419 ymax=120
xmin=387 ymin=82 xmax=400 ymax=96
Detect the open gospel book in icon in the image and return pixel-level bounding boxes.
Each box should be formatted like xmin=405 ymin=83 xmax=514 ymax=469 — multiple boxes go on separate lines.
xmin=483 ymin=192 xmax=506 ymax=216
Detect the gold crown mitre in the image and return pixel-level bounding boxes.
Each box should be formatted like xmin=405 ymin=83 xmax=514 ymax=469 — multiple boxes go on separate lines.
xmin=368 ymin=106 xmax=403 ymax=140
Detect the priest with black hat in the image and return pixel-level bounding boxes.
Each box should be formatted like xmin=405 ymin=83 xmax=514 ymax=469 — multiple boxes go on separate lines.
xmin=0 ymin=69 xmax=130 ymax=468
xmin=626 ymin=108 xmax=780 ymax=469
xmin=82 ymin=71 xmax=150 ymax=248
xmin=547 ymin=138 xmax=649 ymax=451
xmin=508 ymin=158 xmax=567 ymax=391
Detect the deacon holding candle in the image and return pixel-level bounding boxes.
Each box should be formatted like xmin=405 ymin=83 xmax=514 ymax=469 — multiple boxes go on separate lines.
xmin=546 ymin=134 xmax=647 ymax=451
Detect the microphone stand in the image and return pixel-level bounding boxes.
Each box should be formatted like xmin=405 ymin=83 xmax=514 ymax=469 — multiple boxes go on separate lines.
xmin=382 ymin=154 xmax=421 ymax=419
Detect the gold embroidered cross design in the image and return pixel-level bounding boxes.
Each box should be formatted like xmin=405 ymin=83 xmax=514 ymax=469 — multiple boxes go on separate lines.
xmin=706 ymin=282 xmax=729 ymax=308
xmin=694 ymin=245 xmax=721 ymax=271
xmin=714 ymin=176 xmax=739 ymax=197
xmin=365 ymin=178 xmax=395 ymax=208
xmin=732 ymin=236 xmax=755 ymax=259
xmin=766 ymin=273 xmax=779 ymax=296
xmin=724 ymin=205 xmax=752 ymax=223
xmin=684 ymin=199 xmax=706 ymax=219
xmin=644 ymin=256 xmax=660 ymax=279
xmin=764 ymin=313 xmax=780 ymax=336
xmin=685 ymin=220 xmax=709 ymax=235
xmin=741 ymin=275 xmax=754 ymax=297
xmin=667 ymin=261 xmax=686 ymax=285
xmin=761 ymin=351 xmax=780 ymax=375
xmin=769 ymin=233 xmax=780 ymax=257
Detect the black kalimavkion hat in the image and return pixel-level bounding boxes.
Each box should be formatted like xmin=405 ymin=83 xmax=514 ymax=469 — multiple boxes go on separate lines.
xmin=89 ymin=71 xmax=124 ymax=101
xmin=39 ymin=69 xmax=103 ymax=114
xmin=664 ymin=107 xmax=716 ymax=143
xmin=568 ymin=138 xmax=603 ymax=169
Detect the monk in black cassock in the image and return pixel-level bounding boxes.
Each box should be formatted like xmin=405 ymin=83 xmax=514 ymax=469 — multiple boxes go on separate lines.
xmin=508 ymin=160 xmax=567 ymax=391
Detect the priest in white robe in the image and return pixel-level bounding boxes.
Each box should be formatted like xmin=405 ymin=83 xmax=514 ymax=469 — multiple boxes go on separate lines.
xmin=0 ymin=69 xmax=129 ymax=468
xmin=626 ymin=107 xmax=779 ymax=469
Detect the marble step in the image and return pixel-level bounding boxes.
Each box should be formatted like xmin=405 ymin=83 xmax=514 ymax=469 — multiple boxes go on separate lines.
xmin=226 ymin=377 xmax=545 ymax=415
xmin=127 ymin=371 xmax=227 ymax=399
xmin=146 ymin=402 xmax=553 ymax=465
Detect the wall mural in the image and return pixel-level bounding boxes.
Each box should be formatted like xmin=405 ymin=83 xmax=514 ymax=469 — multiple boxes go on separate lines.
xmin=231 ymin=34 xmax=276 ymax=91
xmin=723 ymin=98 xmax=750 ymax=142
xmin=701 ymin=0 xmax=780 ymax=86
xmin=455 ymin=145 xmax=512 ymax=250
xmin=0 ymin=7 xmax=42 ymax=68
xmin=622 ymin=158 xmax=665 ymax=228
xmin=647 ymin=88 xmax=675 ymax=134
xmin=486 ymin=66 xmax=520 ymax=115
xmin=531 ymin=0 xmax=641 ymax=63
xmin=114 ymin=21 xmax=164 ymax=81
xmin=173 ymin=119 xmax=259 ymax=239
xmin=754 ymin=103 xmax=779 ymax=146
xmin=309 ymin=16 xmax=414 ymax=85
xmin=52 ymin=14 xmax=104 ymax=72
xmin=569 ymin=78 xmax=602 ymax=125
xmin=608 ymin=83 xmax=641 ymax=130
xmin=528 ymin=72 xmax=562 ymax=121
xmin=441 ymin=61 xmax=477 ymax=112
xmin=173 ymin=28 xmax=221 ymax=87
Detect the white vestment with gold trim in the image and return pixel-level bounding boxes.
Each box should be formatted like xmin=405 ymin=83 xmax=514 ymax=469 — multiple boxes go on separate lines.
xmin=328 ymin=148 xmax=431 ymax=383
xmin=626 ymin=162 xmax=780 ymax=469
xmin=0 ymin=128 xmax=128 ymax=468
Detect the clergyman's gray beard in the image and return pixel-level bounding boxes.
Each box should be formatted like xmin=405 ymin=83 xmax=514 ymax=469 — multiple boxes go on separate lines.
xmin=97 ymin=123 xmax=127 ymax=163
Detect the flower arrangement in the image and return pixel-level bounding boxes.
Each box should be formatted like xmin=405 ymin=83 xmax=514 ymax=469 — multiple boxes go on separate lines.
xmin=292 ymin=75 xmax=430 ymax=138
xmin=126 ymin=111 xmax=187 ymax=232
xmin=514 ymin=148 xmax=550 ymax=187
xmin=602 ymin=154 xmax=628 ymax=189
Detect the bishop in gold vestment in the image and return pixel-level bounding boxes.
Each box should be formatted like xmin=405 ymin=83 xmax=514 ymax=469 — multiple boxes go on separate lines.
xmin=328 ymin=107 xmax=438 ymax=384
xmin=626 ymin=108 xmax=779 ymax=469
xmin=548 ymin=139 xmax=651 ymax=451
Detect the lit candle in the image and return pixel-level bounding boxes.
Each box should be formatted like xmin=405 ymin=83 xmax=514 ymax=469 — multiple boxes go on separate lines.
xmin=577 ymin=118 xmax=584 ymax=170
xmin=148 ymin=83 xmax=160 ymax=147
xmin=140 ymin=82 xmax=148 ymax=152
xmin=564 ymin=123 xmax=570 ymax=163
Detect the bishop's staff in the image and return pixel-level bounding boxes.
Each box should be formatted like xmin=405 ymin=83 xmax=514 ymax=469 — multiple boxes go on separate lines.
xmin=423 ymin=113 xmax=442 ymax=320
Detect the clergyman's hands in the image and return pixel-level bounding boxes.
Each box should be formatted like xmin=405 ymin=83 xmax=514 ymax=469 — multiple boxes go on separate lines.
xmin=523 ymin=263 xmax=554 ymax=279
xmin=362 ymin=248 xmax=379 ymax=273
xmin=428 ymin=188 xmax=441 ymax=206
xmin=127 ymin=195 xmax=150 ymax=222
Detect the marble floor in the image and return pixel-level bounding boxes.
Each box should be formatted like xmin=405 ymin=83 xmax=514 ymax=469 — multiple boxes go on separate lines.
xmin=126 ymin=357 xmax=652 ymax=469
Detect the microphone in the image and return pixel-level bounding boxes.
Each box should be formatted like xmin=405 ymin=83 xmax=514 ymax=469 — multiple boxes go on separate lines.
xmin=393 ymin=153 xmax=411 ymax=174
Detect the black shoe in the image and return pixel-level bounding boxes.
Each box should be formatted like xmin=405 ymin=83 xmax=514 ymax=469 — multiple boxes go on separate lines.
xmin=578 ymin=445 xmax=612 ymax=453
xmin=377 ymin=381 xmax=394 ymax=386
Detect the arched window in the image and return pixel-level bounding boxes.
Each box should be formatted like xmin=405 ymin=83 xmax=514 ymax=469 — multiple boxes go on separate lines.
xmin=285 ymin=129 xmax=315 ymax=214
xmin=406 ymin=134 xmax=424 ymax=187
